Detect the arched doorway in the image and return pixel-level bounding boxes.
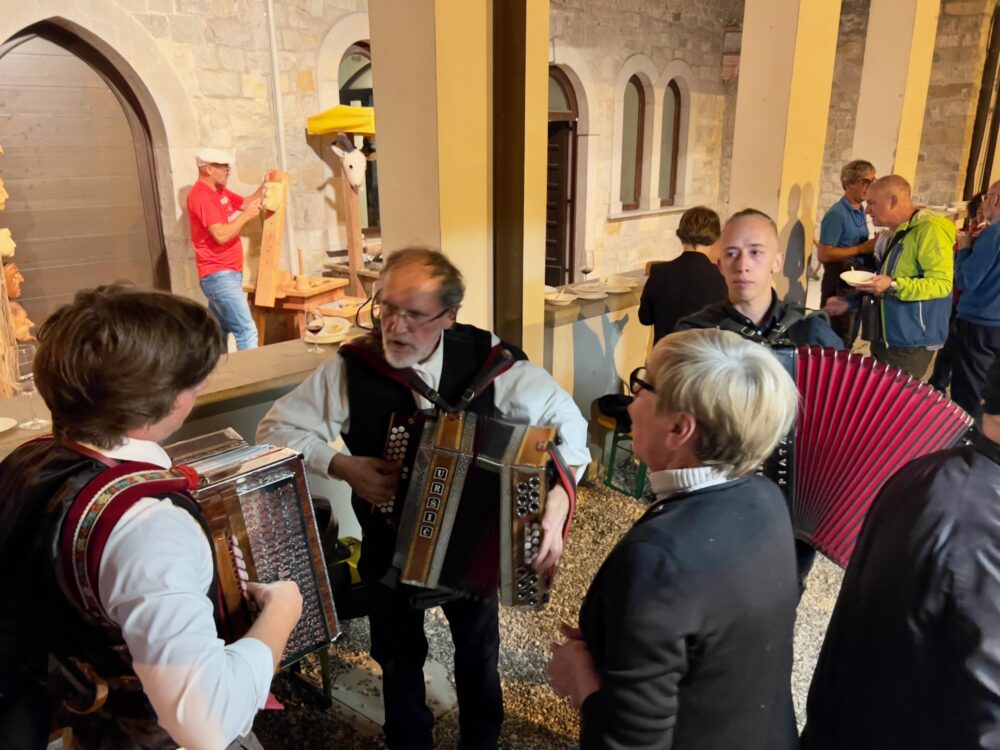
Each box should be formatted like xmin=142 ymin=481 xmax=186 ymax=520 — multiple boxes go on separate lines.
xmin=0 ymin=22 xmax=167 ymax=325
xmin=547 ymin=67 xmax=578 ymax=286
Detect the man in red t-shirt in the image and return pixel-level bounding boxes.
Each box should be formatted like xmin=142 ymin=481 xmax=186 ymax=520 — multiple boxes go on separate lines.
xmin=187 ymin=148 xmax=264 ymax=350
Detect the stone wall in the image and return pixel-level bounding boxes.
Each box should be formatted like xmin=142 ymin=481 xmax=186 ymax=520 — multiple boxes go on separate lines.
xmin=818 ymin=0 xmax=870 ymax=217
xmin=128 ymin=0 xmax=368 ymax=299
xmin=550 ymin=0 xmax=736 ymax=277
xmin=914 ymin=0 xmax=996 ymax=205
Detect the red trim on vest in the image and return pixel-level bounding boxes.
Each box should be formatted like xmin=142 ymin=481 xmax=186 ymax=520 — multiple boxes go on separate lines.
xmin=58 ymin=463 xmax=196 ymax=623
xmin=340 ymin=339 xmax=418 ymax=392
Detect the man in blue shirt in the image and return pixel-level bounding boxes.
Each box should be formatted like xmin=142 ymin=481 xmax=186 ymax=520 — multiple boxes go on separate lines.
xmin=952 ymin=180 xmax=1000 ymax=419
xmin=817 ymin=160 xmax=877 ymax=345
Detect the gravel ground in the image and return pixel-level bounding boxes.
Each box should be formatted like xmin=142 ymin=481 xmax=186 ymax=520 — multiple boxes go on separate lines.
xmin=255 ymin=482 xmax=843 ymax=748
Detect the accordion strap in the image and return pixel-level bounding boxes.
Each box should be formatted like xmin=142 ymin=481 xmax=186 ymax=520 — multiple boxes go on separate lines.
xmin=56 ymin=461 xmax=201 ymax=626
xmin=547 ymin=445 xmax=577 ymax=542
xmin=341 ymin=337 xmax=523 ymax=412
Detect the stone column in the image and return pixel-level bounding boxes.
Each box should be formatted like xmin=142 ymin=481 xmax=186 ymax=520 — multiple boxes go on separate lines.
xmin=852 ymin=0 xmax=942 ymax=183
xmin=730 ymin=0 xmax=842 ymax=303
xmin=368 ymin=0 xmax=549 ymax=359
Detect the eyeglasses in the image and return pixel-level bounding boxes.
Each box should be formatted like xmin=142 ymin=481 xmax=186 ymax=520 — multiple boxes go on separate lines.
xmin=209 ymin=163 xmax=231 ymax=172
xmin=370 ymin=293 xmax=452 ymax=331
xmin=852 ymin=178 xmax=874 ymax=188
xmin=629 ymin=367 xmax=655 ymax=395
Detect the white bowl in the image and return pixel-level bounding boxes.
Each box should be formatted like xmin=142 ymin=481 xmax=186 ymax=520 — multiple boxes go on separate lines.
xmin=840 ymin=270 xmax=875 ymax=287
xmin=545 ymin=291 xmax=577 ymax=306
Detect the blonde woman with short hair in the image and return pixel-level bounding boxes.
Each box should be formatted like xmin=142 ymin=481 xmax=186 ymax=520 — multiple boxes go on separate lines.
xmin=549 ymin=329 xmax=800 ymax=750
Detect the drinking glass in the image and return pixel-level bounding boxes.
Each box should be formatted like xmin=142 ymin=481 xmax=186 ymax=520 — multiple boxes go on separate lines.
xmin=304 ymin=307 xmax=325 ymax=353
xmin=580 ymin=250 xmax=595 ymax=283
xmin=16 ymin=343 xmax=49 ymax=430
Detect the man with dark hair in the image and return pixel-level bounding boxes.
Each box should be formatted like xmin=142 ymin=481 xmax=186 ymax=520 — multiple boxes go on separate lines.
xmin=817 ymin=159 xmax=877 ymax=344
xmin=639 ymin=206 xmax=726 ymax=343
xmin=949 ymin=181 xmax=1000 ymax=418
xmin=258 ymin=247 xmax=590 ymax=750
xmin=802 ymin=358 xmax=1000 ymax=749
xmin=0 ymin=285 xmax=302 ymax=749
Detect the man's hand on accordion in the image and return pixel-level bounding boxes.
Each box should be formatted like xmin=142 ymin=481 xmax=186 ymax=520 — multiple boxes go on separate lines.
xmin=329 ymin=454 xmax=402 ymax=506
xmin=534 ymin=484 xmax=570 ymax=573
xmin=245 ymin=580 xmax=304 ymax=672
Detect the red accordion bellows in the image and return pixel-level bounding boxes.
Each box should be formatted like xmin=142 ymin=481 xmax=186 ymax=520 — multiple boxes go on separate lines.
xmin=793 ymin=347 xmax=972 ymax=567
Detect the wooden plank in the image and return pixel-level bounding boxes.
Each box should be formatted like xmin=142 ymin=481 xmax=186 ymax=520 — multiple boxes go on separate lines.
xmin=342 ymin=171 xmax=365 ymax=297
xmin=254 ymin=169 xmax=287 ymax=308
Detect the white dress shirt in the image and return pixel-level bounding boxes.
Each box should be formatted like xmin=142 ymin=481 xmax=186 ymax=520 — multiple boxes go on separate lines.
xmin=256 ymin=330 xmax=590 ymax=480
xmin=92 ymin=438 xmax=274 ymax=750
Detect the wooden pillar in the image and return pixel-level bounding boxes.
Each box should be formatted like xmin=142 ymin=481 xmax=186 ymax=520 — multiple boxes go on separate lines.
xmin=851 ymin=0 xmax=941 ymax=183
xmin=369 ymin=0 xmax=491 ymax=330
xmin=368 ymin=0 xmax=548 ymax=360
xmin=730 ymin=0 xmax=842 ymax=303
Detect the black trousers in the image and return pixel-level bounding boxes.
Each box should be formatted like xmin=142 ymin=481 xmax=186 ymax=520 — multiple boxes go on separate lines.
xmin=950 ymin=319 xmax=1000 ymax=419
xmin=366 ymin=579 xmax=504 ymax=750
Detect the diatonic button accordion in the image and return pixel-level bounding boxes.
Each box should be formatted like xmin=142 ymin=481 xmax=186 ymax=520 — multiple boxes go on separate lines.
xmin=165 ymin=429 xmax=340 ymax=668
xmin=382 ymin=410 xmax=559 ymax=609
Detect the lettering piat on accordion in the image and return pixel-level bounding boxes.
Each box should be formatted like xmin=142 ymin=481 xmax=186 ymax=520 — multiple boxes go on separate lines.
xmin=165 ymin=429 xmax=340 ymax=668
xmin=764 ymin=346 xmax=973 ymax=567
xmin=379 ymin=410 xmax=571 ymax=610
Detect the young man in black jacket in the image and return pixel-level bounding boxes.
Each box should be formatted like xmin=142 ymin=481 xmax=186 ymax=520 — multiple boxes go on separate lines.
xmin=801 ymin=361 xmax=1000 ymax=749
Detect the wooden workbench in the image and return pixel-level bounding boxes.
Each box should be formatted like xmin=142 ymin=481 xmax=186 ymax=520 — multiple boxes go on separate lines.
xmin=244 ymin=277 xmax=350 ymax=342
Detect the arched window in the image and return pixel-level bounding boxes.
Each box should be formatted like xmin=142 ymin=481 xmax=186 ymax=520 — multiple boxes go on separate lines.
xmin=659 ymin=79 xmax=682 ymax=207
xmin=619 ymin=75 xmax=644 ymax=211
xmin=338 ymin=42 xmax=379 ymax=230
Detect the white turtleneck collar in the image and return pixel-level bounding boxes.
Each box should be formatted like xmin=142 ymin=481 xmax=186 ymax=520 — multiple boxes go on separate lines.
xmin=648 ymin=465 xmax=731 ymax=501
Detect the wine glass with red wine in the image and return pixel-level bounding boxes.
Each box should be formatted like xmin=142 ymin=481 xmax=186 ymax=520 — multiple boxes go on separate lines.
xmin=304 ymin=307 xmax=325 ymax=353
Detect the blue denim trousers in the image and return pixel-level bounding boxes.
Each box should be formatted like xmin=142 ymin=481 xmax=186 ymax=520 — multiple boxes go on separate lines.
xmin=199 ymin=270 xmax=258 ymax=350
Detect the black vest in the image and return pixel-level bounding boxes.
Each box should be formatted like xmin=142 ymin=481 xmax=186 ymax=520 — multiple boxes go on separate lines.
xmin=339 ymin=324 xmax=526 ymax=579
xmin=0 ymin=438 xmax=214 ymax=734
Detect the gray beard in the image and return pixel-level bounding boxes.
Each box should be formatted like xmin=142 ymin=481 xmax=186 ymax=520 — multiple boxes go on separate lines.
xmin=383 ymin=346 xmax=419 ymax=369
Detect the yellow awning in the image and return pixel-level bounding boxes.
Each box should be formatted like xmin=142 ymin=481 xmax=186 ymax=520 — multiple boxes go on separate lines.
xmin=306 ymin=104 xmax=376 ymax=136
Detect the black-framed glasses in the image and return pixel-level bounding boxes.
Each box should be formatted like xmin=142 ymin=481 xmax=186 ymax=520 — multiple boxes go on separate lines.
xmin=629 ymin=367 xmax=655 ymax=395
xmin=358 ymin=291 xmax=452 ymax=332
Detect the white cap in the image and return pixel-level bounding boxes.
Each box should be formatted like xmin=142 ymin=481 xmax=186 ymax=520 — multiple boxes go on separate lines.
xmin=196 ymin=147 xmax=234 ymax=166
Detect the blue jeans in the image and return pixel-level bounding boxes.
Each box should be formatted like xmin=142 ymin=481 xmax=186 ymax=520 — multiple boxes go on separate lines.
xmin=199 ymin=270 xmax=258 ymax=350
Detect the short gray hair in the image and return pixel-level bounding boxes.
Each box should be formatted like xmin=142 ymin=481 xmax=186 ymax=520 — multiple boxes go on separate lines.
xmin=380 ymin=247 xmax=465 ymax=309
xmin=841 ymin=159 xmax=875 ymax=185
xmin=650 ymin=329 xmax=798 ymax=477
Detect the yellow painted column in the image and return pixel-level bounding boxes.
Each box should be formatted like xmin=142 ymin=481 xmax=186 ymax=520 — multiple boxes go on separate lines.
xmin=369 ymin=0 xmax=492 ymax=329
xmin=729 ymin=0 xmax=841 ymax=303
xmin=851 ymin=0 xmax=941 ymax=183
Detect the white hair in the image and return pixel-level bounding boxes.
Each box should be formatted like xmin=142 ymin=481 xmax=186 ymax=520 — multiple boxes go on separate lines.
xmin=650 ymin=329 xmax=798 ymax=477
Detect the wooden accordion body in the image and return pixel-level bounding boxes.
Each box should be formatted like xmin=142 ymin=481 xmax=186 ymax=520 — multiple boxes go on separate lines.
xmin=767 ymin=347 xmax=973 ymax=567
xmin=165 ymin=429 xmax=340 ymax=668
xmin=382 ymin=411 xmax=555 ymax=609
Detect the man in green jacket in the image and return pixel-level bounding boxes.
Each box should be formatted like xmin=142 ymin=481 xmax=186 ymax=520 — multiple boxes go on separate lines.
xmin=827 ymin=175 xmax=954 ymax=378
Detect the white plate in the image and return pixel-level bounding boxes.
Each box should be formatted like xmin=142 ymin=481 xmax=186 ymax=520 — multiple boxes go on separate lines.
xmin=575 ymin=290 xmax=608 ymax=301
xmin=603 ymin=284 xmax=633 ymax=294
xmin=0 ymin=417 xmax=15 ymax=433
xmin=604 ymin=275 xmax=638 ymax=289
xmin=544 ymin=285 xmax=558 ymax=294
xmin=840 ymin=270 xmax=875 ymax=287
xmin=304 ymin=316 xmax=352 ymax=343
xmin=545 ymin=291 xmax=578 ymax=306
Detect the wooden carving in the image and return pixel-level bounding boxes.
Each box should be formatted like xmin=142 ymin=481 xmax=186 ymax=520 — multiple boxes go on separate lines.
xmin=254 ymin=169 xmax=289 ymax=308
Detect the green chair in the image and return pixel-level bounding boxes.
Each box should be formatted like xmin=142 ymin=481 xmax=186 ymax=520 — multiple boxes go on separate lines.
xmin=598 ymin=414 xmax=649 ymax=499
